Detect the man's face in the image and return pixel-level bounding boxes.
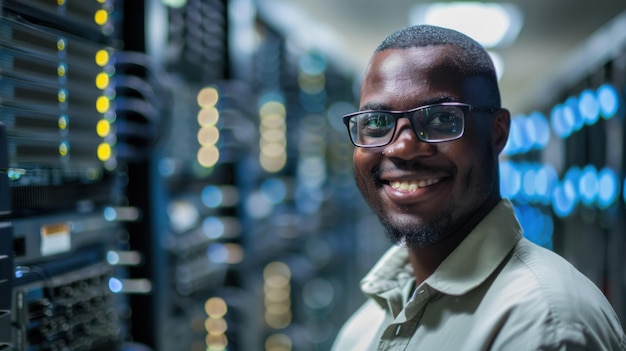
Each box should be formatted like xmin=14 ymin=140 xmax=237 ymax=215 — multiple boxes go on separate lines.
xmin=353 ymin=45 xmax=509 ymax=248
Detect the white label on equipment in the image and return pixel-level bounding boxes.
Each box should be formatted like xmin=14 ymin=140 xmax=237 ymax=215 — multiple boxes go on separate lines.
xmin=40 ymin=222 xmax=71 ymax=256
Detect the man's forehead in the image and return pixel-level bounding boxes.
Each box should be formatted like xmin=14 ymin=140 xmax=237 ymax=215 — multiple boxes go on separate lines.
xmin=364 ymin=46 xmax=468 ymax=86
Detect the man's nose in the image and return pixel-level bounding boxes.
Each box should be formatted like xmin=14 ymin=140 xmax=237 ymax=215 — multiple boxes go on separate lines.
xmin=381 ymin=119 xmax=436 ymax=158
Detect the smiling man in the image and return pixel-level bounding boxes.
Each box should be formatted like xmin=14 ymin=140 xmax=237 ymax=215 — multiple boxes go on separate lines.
xmin=331 ymin=25 xmax=626 ymax=350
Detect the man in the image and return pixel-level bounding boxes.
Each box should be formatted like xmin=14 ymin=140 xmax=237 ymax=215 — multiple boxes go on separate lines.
xmin=332 ymin=25 xmax=626 ymax=350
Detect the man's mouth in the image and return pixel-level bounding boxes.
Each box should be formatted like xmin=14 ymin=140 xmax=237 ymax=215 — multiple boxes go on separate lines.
xmin=389 ymin=178 xmax=443 ymax=191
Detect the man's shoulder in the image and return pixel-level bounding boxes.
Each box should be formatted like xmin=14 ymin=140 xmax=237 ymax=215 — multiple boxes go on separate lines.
xmin=330 ymin=299 xmax=386 ymax=351
xmin=507 ymin=238 xmax=601 ymax=298
xmin=498 ymin=238 xmax=607 ymax=311
xmin=485 ymin=237 xmax=625 ymax=349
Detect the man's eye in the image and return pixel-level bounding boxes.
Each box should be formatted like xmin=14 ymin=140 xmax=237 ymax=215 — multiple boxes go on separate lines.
xmin=359 ymin=114 xmax=394 ymax=137
xmin=428 ymin=112 xmax=457 ymax=126
xmin=363 ymin=114 xmax=391 ymax=129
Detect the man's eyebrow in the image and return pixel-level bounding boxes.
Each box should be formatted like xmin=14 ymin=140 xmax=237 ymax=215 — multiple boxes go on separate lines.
xmin=360 ymin=103 xmax=392 ymax=111
xmin=359 ymin=96 xmax=459 ymax=112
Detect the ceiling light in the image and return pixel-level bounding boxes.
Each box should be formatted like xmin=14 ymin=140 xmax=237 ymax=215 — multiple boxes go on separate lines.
xmin=410 ymin=2 xmax=523 ymax=48
xmin=161 ymin=0 xmax=187 ymax=8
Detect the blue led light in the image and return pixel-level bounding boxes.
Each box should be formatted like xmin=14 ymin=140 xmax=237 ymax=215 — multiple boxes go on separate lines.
xmin=597 ymin=168 xmax=619 ymax=209
xmin=552 ymin=184 xmax=575 ymax=218
xmin=522 ymin=116 xmax=537 ymax=152
xmin=522 ymin=166 xmax=537 ymax=200
xmin=158 ymin=158 xmax=176 ymax=177
xmin=550 ymin=104 xmax=570 ymax=138
xmin=564 ymin=166 xmax=582 ymax=193
xmin=565 ymin=96 xmax=584 ymax=133
xmin=578 ymin=165 xmax=598 ymax=206
xmin=104 ymin=206 xmax=117 ymax=221
xmin=515 ymin=205 xmax=553 ymax=249
xmin=261 ymin=178 xmax=287 ymax=204
xmin=500 ymin=161 xmax=521 ymax=199
xmin=578 ymin=89 xmax=600 ymax=125
xmin=201 ymin=185 xmax=223 ymax=208
xmin=207 ymin=243 xmax=228 ymax=264
xmin=597 ymin=83 xmax=619 ymax=119
xmin=552 ymin=167 xmax=581 ymax=217
xmin=622 ymin=179 xmax=626 ymax=202
xmin=534 ymin=164 xmax=558 ymax=205
xmin=528 ymin=111 xmax=550 ymax=149
xmin=503 ymin=115 xmax=522 ymax=155
xmin=539 ymin=214 xmax=554 ymax=250
xmin=299 ymin=51 xmax=328 ymax=76
xmin=108 ymin=277 xmax=123 ymax=293
xmin=202 ymin=216 xmax=225 ymax=239
xmin=14 ymin=267 xmax=25 ymax=279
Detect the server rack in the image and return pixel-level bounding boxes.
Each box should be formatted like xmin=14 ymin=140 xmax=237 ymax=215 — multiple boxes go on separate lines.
xmin=0 ymin=1 xmax=134 ymax=350
xmin=503 ymin=11 xmax=626 ymax=323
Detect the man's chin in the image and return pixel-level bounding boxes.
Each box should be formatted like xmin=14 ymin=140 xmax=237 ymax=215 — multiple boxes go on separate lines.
xmin=382 ymin=221 xmax=439 ymax=249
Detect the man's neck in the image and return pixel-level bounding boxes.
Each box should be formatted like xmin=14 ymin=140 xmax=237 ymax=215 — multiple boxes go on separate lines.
xmin=407 ymin=231 xmax=468 ymax=286
xmin=407 ymin=197 xmax=501 ymax=286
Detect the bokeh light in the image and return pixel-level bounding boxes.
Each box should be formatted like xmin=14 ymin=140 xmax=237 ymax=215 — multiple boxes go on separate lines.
xmin=597 ymin=83 xmax=619 ymax=119
xmin=597 ymin=168 xmax=619 ymax=209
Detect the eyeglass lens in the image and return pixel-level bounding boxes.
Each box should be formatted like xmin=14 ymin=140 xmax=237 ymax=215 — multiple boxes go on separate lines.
xmin=349 ymin=104 xmax=466 ymax=146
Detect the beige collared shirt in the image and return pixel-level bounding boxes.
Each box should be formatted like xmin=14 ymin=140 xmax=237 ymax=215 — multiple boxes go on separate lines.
xmin=331 ymin=199 xmax=626 ymax=350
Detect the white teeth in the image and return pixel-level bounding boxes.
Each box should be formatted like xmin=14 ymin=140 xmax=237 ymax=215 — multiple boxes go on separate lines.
xmin=390 ymin=178 xmax=442 ymax=191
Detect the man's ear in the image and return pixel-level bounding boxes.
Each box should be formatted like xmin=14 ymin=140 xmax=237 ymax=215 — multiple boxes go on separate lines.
xmin=492 ymin=108 xmax=511 ymax=154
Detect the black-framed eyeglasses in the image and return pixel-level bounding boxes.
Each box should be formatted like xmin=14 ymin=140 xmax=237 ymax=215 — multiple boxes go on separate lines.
xmin=342 ymin=102 xmax=500 ymax=148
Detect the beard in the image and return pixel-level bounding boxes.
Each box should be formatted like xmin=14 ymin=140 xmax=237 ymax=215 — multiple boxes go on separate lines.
xmin=379 ymin=209 xmax=454 ymax=248
xmin=356 ymin=132 xmax=501 ymax=249
xmin=371 ymin=165 xmax=496 ymax=249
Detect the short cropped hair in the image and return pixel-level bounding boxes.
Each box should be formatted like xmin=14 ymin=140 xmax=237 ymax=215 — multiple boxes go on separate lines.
xmin=376 ymin=25 xmax=501 ymax=107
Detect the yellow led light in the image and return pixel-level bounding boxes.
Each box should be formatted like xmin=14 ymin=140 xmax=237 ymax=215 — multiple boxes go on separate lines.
xmin=197 ymin=107 xmax=219 ymax=126
xmin=96 ymin=119 xmax=111 ymax=137
xmin=265 ymin=334 xmax=293 ymax=351
xmin=58 ymin=89 xmax=67 ymax=103
xmin=97 ymin=143 xmax=112 ymax=161
xmin=260 ymin=113 xmax=286 ymax=129
xmin=95 ymin=50 xmax=110 ymax=67
xmin=298 ymin=72 xmax=326 ymax=94
xmin=197 ymin=145 xmax=219 ymax=168
xmin=205 ymin=334 xmax=228 ymax=350
xmin=197 ymin=126 xmax=219 ymax=146
xmin=57 ymin=0 xmax=65 ymax=5
xmin=58 ymin=115 xmax=68 ymax=130
xmin=261 ymin=129 xmax=286 ymax=143
xmin=205 ymin=318 xmax=228 ymax=335
xmin=263 ymin=261 xmax=291 ymax=279
xmin=57 ymin=64 xmax=66 ymax=77
xmin=264 ymin=288 xmax=290 ymax=303
xmin=59 ymin=142 xmax=69 ymax=156
xmin=260 ymin=101 xmax=286 ymax=118
xmin=266 ymin=302 xmax=291 ymax=315
xmin=260 ymin=153 xmax=287 ymax=173
xmin=261 ymin=143 xmax=286 ymax=158
xmin=95 ymin=72 xmax=109 ymax=90
xmin=94 ymin=9 xmax=108 ymax=26
xmin=264 ymin=310 xmax=292 ymax=330
xmin=205 ymin=297 xmax=228 ymax=318
xmin=197 ymin=87 xmax=219 ymax=108
xmin=96 ymin=96 xmax=110 ymax=113
xmin=57 ymin=39 xmax=66 ymax=51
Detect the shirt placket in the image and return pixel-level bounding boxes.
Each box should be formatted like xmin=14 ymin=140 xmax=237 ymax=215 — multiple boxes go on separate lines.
xmin=377 ymin=286 xmax=437 ymax=351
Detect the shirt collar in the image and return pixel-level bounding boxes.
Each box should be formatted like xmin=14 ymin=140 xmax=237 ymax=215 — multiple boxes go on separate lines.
xmin=360 ymin=199 xmax=523 ymax=307
xmin=425 ymin=199 xmax=522 ymax=295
